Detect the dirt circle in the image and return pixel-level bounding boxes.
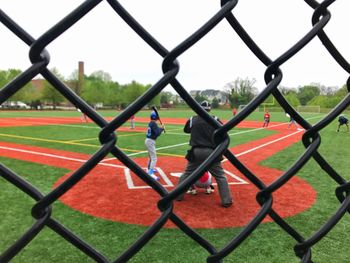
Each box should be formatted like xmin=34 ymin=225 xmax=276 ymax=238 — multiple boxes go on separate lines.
xmin=55 ymin=156 xmax=317 ymax=229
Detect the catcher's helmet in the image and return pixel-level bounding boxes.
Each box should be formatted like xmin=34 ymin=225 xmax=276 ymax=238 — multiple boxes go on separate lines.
xmin=200 ymin=100 xmax=211 ymax=111
xmin=150 ymin=111 xmax=158 ymax=120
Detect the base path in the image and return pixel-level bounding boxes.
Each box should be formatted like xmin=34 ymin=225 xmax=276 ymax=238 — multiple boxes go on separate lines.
xmin=0 ymin=117 xmax=316 ymax=229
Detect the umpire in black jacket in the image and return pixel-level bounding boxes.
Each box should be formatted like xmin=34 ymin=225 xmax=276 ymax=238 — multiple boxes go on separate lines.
xmin=177 ymin=101 xmax=233 ymax=208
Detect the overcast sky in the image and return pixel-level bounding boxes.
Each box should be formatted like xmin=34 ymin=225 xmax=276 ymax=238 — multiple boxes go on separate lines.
xmin=0 ymin=0 xmax=349 ymax=93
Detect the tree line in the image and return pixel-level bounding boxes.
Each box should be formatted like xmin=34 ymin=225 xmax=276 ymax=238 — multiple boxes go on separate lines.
xmin=0 ymin=68 xmax=347 ymax=110
xmin=0 ymin=68 xmax=168 ymax=109
xmin=223 ymin=77 xmax=348 ymax=109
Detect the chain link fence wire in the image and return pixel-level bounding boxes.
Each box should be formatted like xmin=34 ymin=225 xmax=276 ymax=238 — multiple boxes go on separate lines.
xmin=1 ymin=0 xmax=350 ymax=262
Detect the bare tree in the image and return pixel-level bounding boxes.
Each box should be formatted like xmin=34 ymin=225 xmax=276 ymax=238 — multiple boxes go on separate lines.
xmin=223 ymin=77 xmax=258 ymax=108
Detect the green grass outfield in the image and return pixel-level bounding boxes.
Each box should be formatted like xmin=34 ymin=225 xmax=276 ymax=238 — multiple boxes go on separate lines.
xmin=1 ymin=109 xmax=350 ymax=262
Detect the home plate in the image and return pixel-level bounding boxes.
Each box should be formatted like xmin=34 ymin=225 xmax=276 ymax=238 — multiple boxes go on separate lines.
xmin=170 ymin=170 xmax=248 ymax=185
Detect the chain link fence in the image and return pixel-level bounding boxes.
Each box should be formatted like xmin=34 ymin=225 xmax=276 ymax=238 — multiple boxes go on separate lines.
xmin=1 ymin=0 xmax=350 ymax=262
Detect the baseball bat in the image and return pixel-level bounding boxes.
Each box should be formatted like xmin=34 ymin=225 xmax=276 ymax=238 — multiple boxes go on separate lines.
xmin=152 ymin=106 xmax=166 ymax=133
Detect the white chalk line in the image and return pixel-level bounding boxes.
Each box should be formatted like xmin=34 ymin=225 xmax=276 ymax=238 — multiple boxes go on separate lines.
xmin=0 ymin=128 xmax=302 ymax=169
xmin=0 ymin=115 xmax=322 ymax=169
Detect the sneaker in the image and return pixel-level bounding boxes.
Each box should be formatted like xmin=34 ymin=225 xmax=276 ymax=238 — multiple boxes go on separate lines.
xmin=186 ymin=188 xmax=197 ymax=195
xmin=205 ymin=187 xmax=213 ymax=194
xmin=222 ymin=202 xmax=233 ymax=208
xmin=149 ymin=172 xmax=160 ymax=181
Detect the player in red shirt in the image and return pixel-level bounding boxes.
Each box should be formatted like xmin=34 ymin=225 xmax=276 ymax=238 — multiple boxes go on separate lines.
xmin=232 ymin=107 xmax=237 ymax=116
xmin=262 ymin=110 xmax=270 ymax=127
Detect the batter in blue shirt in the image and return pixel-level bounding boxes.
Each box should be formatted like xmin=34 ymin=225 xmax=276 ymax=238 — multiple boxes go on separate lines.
xmin=145 ymin=111 xmax=165 ymax=180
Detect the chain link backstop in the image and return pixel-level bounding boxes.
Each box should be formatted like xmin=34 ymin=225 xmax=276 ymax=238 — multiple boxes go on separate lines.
xmin=1 ymin=0 xmax=350 ymax=262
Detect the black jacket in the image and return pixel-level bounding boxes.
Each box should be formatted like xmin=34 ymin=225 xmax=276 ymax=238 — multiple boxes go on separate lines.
xmin=184 ymin=115 xmax=222 ymax=148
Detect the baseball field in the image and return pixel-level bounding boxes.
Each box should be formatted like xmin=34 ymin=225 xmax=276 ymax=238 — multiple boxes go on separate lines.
xmin=1 ymin=109 xmax=350 ymax=262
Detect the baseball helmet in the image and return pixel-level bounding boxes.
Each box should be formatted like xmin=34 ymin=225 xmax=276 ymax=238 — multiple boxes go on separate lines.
xmin=150 ymin=111 xmax=158 ymax=120
xmin=200 ymin=100 xmax=211 ymax=111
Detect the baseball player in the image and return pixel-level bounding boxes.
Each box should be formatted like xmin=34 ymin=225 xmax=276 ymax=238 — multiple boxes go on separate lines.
xmin=232 ymin=107 xmax=237 ymax=116
xmin=77 ymin=108 xmax=88 ymax=122
xmin=130 ymin=114 xmax=135 ymax=129
xmin=288 ymin=115 xmax=297 ymax=129
xmin=187 ymin=171 xmax=215 ymax=195
xmin=145 ymin=111 xmax=165 ymax=181
xmin=176 ymin=100 xmax=233 ymax=208
xmin=337 ymin=115 xmax=349 ymax=132
xmin=262 ymin=110 xmax=270 ymax=127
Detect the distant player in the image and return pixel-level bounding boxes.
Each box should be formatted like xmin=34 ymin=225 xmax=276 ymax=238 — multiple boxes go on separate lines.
xmin=262 ymin=110 xmax=270 ymax=127
xmin=187 ymin=171 xmax=215 ymax=195
xmin=130 ymin=114 xmax=135 ymax=129
xmin=232 ymin=107 xmax=237 ymax=116
xmin=77 ymin=108 xmax=88 ymax=122
xmin=145 ymin=111 xmax=165 ymax=180
xmin=286 ymin=112 xmax=297 ymax=129
xmin=337 ymin=115 xmax=349 ymax=132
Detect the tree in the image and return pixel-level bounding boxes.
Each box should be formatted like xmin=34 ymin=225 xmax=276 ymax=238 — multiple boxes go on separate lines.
xmin=0 ymin=69 xmax=34 ymax=102
xmin=308 ymin=84 xmax=347 ymax=109
xmin=146 ymin=84 xmax=161 ymax=108
xmin=278 ymin=85 xmax=298 ymax=96
xmin=41 ymin=68 xmax=66 ymax=109
xmin=121 ymin=81 xmax=146 ymax=106
xmin=284 ymin=93 xmax=300 ymax=107
xmin=106 ymin=81 xmax=122 ymax=108
xmin=297 ymin=85 xmax=321 ymax=105
xmin=160 ymin=91 xmax=173 ymax=104
xmin=160 ymin=91 xmax=173 ymax=108
xmin=119 ymin=81 xmax=160 ymax=109
xmin=67 ymin=69 xmax=80 ymax=95
xmin=172 ymin=94 xmax=184 ymax=106
xmin=41 ymin=81 xmax=65 ymax=109
xmin=194 ymin=93 xmax=208 ymax=103
xmin=79 ymin=70 xmax=123 ymax=108
xmin=319 ymin=85 xmax=337 ymax=96
xmin=81 ymin=74 xmax=109 ymax=106
xmin=224 ymin=77 xmax=258 ymax=108
xmin=89 ymin=70 xmax=112 ymax=82
xmin=334 ymin=85 xmax=348 ymax=98
xmin=211 ymin=97 xmax=219 ymax=109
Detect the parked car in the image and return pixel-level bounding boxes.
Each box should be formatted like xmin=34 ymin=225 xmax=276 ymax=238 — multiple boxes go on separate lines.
xmin=0 ymin=101 xmax=30 ymax=109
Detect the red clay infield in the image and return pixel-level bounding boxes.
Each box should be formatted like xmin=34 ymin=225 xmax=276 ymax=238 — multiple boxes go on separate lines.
xmin=0 ymin=116 xmax=316 ymax=229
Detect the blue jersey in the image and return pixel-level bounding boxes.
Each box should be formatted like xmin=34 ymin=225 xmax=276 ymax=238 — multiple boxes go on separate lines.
xmin=146 ymin=121 xmax=163 ymax=140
